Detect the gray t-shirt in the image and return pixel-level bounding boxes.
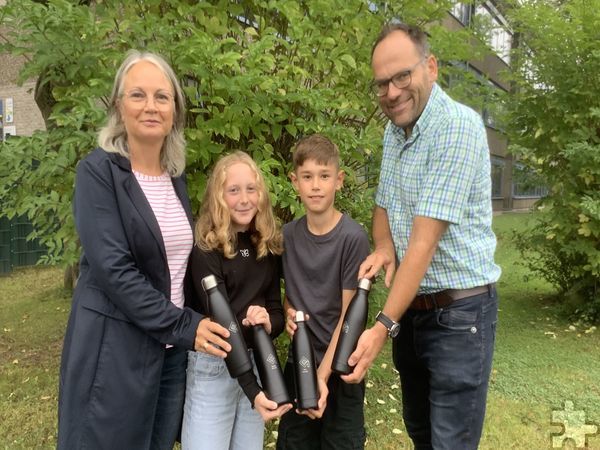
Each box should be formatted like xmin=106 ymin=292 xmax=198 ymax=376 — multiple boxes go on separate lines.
xmin=282 ymin=214 xmax=370 ymax=364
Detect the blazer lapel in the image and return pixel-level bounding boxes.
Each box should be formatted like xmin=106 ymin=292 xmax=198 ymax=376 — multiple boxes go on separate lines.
xmin=112 ymin=153 xmax=168 ymax=263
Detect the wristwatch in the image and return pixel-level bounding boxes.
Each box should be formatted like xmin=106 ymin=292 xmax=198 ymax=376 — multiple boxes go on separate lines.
xmin=375 ymin=311 xmax=400 ymax=338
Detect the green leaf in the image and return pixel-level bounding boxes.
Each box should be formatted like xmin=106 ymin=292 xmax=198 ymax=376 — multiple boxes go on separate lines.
xmin=340 ymin=54 xmax=356 ymax=69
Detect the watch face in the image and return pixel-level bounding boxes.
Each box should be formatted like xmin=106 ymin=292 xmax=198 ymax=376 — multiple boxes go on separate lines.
xmin=389 ymin=324 xmax=400 ymax=338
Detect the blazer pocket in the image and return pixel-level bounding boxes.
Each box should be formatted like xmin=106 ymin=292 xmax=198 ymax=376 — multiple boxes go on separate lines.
xmin=78 ymin=286 xmax=132 ymax=323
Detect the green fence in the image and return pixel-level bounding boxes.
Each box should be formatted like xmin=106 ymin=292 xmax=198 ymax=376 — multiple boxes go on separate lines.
xmin=0 ymin=216 xmax=47 ymax=274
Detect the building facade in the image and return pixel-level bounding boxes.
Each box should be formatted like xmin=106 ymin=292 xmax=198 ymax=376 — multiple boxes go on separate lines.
xmin=446 ymin=1 xmax=543 ymax=211
xmin=0 ymin=0 xmax=46 ymax=141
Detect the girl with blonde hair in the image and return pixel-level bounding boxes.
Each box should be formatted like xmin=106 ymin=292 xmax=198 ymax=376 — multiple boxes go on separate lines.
xmin=182 ymin=151 xmax=292 ymax=450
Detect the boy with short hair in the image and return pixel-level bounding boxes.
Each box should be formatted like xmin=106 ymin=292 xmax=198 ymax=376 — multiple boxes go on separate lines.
xmin=276 ymin=134 xmax=370 ymax=450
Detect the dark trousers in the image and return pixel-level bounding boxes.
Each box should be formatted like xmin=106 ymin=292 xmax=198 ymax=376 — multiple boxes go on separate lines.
xmin=394 ymin=287 xmax=498 ymax=450
xmin=276 ymin=362 xmax=366 ymax=450
xmin=150 ymin=346 xmax=187 ymax=450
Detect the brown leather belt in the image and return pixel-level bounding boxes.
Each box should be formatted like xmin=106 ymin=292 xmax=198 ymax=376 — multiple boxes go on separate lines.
xmin=409 ymin=284 xmax=494 ymax=311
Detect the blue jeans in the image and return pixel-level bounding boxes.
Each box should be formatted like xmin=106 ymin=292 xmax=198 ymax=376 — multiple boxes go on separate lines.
xmin=150 ymin=346 xmax=188 ymax=450
xmin=181 ymin=350 xmax=264 ymax=450
xmin=393 ymin=287 xmax=498 ymax=450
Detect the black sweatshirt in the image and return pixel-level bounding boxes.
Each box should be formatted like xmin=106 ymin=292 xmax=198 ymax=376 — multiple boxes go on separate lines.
xmin=189 ymin=231 xmax=284 ymax=404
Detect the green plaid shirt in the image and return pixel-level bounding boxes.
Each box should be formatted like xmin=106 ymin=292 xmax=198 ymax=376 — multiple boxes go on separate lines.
xmin=376 ymin=83 xmax=501 ymax=293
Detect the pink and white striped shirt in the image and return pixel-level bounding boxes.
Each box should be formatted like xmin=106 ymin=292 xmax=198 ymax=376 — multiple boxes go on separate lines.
xmin=134 ymin=170 xmax=193 ymax=310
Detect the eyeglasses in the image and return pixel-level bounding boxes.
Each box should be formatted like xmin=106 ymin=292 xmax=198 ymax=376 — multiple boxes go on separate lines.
xmin=122 ymin=89 xmax=174 ymax=110
xmin=371 ymin=58 xmax=426 ymax=97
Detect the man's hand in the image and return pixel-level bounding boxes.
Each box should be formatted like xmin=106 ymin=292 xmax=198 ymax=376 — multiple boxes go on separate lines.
xmin=253 ymin=391 xmax=293 ymax=422
xmin=358 ymin=247 xmax=396 ymax=288
xmin=341 ymin=324 xmax=388 ymax=384
xmin=194 ymin=317 xmax=231 ymax=358
xmin=361 ymin=206 xmax=396 ymax=287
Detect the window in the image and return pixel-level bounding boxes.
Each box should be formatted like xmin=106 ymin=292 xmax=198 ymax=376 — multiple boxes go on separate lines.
xmin=450 ymin=3 xmax=472 ymax=26
xmin=475 ymin=3 xmax=512 ymax=65
xmin=442 ymin=62 xmax=506 ymax=130
xmin=442 ymin=61 xmax=469 ymax=89
xmin=491 ymin=156 xmax=505 ymax=199
xmin=482 ymin=81 xmax=506 ymax=131
xmin=512 ymin=163 xmax=548 ymax=198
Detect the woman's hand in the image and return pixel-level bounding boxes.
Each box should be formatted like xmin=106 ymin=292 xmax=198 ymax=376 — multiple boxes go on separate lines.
xmin=242 ymin=305 xmax=272 ymax=334
xmin=194 ymin=317 xmax=231 ymax=358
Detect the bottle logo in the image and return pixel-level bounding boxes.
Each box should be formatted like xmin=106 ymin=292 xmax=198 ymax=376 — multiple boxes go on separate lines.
xmin=299 ymin=356 xmax=311 ymax=372
xmin=266 ymin=353 xmax=277 ymax=369
xmin=342 ymin=321 xmax=350 ymax=334
xmin=228 ymin=322 xmax=239 ymax=334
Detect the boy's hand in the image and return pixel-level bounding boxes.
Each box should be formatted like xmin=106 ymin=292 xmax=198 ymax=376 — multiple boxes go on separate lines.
xmin=253 ymin=391 xmax=293 ymax=422
xmin=358 ymin=247 xmax=396 ymax=288
xmin=242 ymin=305 xmax=272 ymax=334
xmin=285 ymin=307 xmax=309 ymax=336
xmin=285 ymin=306 xmax=297 ymax=336
xmin=194 ymin=317 xmax=231 ymax=358
xmin=298 ymin=377 xmax=328 ymax=419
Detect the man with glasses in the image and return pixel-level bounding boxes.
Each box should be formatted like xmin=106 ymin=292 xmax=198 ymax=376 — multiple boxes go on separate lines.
xmin=342 ymin=22 xmax=501 ymax=450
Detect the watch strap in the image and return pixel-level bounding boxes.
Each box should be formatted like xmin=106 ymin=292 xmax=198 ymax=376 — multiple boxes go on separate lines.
xmin=376 ymin=311 xmax=398 ymax=335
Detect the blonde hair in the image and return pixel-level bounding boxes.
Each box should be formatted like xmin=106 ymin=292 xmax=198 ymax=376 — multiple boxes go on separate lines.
xmin=98 ymin=50 xmax=186 ymax=176
xmin=195 ymin=151 xmax=283 ymax=259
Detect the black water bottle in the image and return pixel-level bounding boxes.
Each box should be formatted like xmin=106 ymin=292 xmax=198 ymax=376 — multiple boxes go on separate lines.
xmin=201 ymin=275 xmax=252 ymax=378
xmin=332 ymin=278 xmax=371 ymax=375
xmin=252 ymin=325 xmax=291 ymax=406
xmin=292 ymin=311 xmax=319 ymax=410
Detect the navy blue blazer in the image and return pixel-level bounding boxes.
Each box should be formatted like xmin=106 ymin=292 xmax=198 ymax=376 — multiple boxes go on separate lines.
xmin=58 ymin=148 xmax=203 ymax=449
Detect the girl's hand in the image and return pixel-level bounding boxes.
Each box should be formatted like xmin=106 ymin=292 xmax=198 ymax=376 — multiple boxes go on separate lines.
xmin=253 ymin=391 xmax=293 ymax=422
xmin=242 ymin=305 xmax=272 ymax=334
xmin=194 ymin=317 xmax=231 ymax=358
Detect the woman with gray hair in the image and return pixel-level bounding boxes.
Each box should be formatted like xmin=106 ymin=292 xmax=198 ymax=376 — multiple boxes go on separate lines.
xmin=58 ymin=50 xmax=226 ymax=449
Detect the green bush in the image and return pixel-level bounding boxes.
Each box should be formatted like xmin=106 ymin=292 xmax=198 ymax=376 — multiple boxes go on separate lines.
xmin=505 ymin=0 xmax=600 ymax=321
xmin=0 ymin=0 xmax=486 ymax=266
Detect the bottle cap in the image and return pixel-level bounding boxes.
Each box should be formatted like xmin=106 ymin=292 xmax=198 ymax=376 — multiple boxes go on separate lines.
xmin=358 ymin=278 xmax=371 ymax=291
xmin=295 ymin=311 xmax=306 ymax=322
xmin=201 ymin=275 xmax=218 ymax=291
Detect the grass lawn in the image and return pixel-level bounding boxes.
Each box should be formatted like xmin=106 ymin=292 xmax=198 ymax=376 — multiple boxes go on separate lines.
xmin=1 ymin=212 xmax=599 ymax=449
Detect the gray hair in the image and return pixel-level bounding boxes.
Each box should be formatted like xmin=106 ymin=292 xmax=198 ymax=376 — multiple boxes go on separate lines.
xmin=98 ymin=50 xmax=186 ymax=177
